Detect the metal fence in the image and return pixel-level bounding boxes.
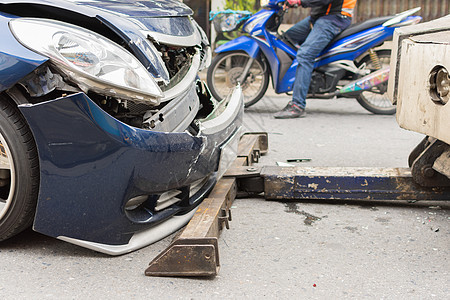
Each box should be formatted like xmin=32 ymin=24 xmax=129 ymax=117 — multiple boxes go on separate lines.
xmin=284 ymin=0 xmax=449 ymax=24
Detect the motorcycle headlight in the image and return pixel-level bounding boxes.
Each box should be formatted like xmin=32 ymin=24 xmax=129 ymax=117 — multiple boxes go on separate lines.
xmin=243 ymin=11 xmax=271 ymax=34
xmin=10 ymin=18 xmax=163 ymax=105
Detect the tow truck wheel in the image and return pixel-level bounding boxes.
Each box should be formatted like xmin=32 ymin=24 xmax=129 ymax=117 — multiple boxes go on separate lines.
xmin=0 ymin=95 xmax=39 ymax=241
xmin=408 ymin=136 xmax=432 ymax=167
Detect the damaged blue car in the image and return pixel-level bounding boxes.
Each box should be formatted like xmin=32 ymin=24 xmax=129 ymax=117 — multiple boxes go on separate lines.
xmin=0 ymin=0 xmax=243 ymax=254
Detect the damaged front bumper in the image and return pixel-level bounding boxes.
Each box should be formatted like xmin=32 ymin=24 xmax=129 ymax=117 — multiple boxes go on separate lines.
xmin=19 ymin=85 xmax=243 ymax=255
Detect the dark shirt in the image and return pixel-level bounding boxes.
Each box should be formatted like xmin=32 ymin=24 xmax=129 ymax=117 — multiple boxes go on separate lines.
xmin=302 ymin=0 xmax=336 ymax=6
xmin=302 ymin=0 xmax=356 ymax=29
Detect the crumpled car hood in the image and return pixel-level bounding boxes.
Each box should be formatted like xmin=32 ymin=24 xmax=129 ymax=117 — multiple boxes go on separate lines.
xmin=0 ymin=0 xmax=193 ymax=18
xmin=0 ymin=1 xmax=198 ymax=82
xmin=1 ymin=0 xmax=213 ymax=103
xmin=66 ymin=0 xmax=193 ymax=17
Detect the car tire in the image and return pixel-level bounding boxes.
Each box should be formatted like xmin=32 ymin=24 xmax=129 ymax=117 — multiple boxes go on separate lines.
xmin=0 ymin=95 xmax=39 ymax=241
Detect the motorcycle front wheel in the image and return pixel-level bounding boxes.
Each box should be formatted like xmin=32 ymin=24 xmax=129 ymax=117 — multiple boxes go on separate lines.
xmin=355 ymin=50 xmax=396 ymax=115
xmin=207 ymin=51 xmax=270 ymax=108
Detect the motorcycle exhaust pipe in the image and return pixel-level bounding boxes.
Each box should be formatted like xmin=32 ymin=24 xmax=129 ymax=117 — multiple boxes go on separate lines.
xmin=336 ymin=67 xmax=390 ymax=97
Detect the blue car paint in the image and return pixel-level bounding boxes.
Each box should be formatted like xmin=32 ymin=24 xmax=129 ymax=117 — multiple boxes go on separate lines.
xmin=0 ymin=0 xmax=243 ymax=252
xmin=0 ymin=0 xmax=194 ymax=82
xmin=19 ymin=92 xmax=242 ymax=245
xmin=0 ymin=13 xmax=48 ymax=92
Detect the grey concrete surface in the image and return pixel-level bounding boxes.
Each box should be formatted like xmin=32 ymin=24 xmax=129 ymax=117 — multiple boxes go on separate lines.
xmin=1 ymin=93 xmax=448 ymax=299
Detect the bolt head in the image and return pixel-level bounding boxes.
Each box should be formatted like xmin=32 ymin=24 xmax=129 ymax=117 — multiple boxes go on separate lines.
xmin=422 ymin=165 xmax=435 ymax=178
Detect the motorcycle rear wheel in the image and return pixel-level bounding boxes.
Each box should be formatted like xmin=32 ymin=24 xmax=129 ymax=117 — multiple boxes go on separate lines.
xmin=355 ymin=50 xmax=396 ymax=115
xmin=207 ymin=51 xmax=270 ymax=108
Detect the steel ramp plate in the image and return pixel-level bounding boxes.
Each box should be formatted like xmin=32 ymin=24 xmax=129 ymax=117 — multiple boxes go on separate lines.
xmin=262 ymin=166 xmax=450 ymax=201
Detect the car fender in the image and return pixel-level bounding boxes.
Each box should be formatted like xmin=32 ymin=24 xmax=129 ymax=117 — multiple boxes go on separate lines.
xmin=0 ymin=13 xmax=48 ymax=94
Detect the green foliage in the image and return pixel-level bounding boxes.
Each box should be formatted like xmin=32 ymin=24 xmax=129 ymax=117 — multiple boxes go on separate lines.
xmin=225 ymin=0 xmax=258 ymax=13
xmin=213 ymin=0 xmax=259 ymax=48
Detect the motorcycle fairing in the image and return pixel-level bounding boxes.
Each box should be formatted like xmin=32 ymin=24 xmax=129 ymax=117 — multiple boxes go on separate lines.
xmin=274 ymin=25 xmax=393 ymax=93
xmin=216 ymin=5 xmax=421 ymax=94
xmin=215 ymin=36 xmax=261 ymax=59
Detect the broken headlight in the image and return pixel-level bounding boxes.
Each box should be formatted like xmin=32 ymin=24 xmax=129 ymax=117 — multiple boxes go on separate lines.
xmin=9 ymin=18 xmax=163 ymax=104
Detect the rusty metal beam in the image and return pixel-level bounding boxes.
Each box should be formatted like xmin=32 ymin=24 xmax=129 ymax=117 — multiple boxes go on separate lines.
xmin=145 ymin=132 xmax=268 ymax=277
xmin=262 ymin=166 xmax=450 ymax=201
xmin=224 ymin=165 xmax=450 ymax=200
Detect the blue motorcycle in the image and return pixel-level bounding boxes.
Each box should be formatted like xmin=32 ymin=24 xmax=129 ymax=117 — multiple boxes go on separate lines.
xmin=207 ymin=1 xmax=422 ymax=114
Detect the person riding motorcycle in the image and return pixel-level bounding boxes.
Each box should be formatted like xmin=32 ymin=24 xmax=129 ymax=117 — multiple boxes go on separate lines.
xmin=274 ymin=0 xmax=358 ymax=119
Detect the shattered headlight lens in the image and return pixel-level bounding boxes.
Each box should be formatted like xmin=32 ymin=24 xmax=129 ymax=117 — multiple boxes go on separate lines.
xmin=10 ymin=18 xmax=163 ymax=104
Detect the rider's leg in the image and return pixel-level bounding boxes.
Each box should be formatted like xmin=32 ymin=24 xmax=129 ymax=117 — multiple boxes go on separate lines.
xmin=291 ymin=17 xmax=343 ymax=109
xmin=284 ymin=16 xmax=311 ymax=46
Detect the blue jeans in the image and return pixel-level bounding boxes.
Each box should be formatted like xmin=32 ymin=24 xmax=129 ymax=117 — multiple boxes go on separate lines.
xmin=285 ymin=16 xmax=343 ymax=109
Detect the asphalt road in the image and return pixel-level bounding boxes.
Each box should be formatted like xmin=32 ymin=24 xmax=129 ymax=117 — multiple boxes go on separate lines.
xmin=1 ymin=93 xmax=448 ymax=299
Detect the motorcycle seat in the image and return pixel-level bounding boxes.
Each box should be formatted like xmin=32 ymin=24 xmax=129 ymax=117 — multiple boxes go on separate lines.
xmin=280 ymin=15 xmax=395 ymax=52
xmin=329 ymin=15 xmax=394 ymax=44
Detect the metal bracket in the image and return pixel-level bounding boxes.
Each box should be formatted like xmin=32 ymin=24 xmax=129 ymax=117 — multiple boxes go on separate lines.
xmin=218 ymin=208 xmax=232 ymax=230
xmin=411 ymin=139 xmax=450 ymax=187
xmin=145 ymin=238 xmax=220 ymax=277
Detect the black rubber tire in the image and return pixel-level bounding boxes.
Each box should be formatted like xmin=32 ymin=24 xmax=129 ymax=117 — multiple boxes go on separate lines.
xmin=0 ymin=95 xmax=39 ymax=241
xmin=207 ymin=51 xmax=270 ymax=108
xmin=408 ymin=136 xmax=432 ymax=168
xmin=355 ymin=50 xmax=396 ymax=115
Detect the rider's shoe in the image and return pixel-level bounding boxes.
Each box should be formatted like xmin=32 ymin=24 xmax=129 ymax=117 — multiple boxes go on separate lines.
xmin=274 ymin=101 xmax=306 ymax=119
